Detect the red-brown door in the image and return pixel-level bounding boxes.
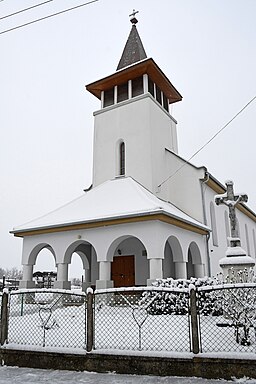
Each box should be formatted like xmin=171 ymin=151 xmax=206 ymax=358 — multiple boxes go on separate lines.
xmin=111 ymin=255 xmax=135 ymax=287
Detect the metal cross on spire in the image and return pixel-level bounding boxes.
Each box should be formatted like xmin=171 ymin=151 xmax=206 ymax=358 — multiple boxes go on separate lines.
xmin=215 ymin=180 xmax=248 ymax=240
xmin=129 ymin=9 xmax=139 ymax=24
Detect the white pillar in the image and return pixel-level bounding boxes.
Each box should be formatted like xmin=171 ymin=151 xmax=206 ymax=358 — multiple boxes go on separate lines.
xmin=114 ymin=85 xmax=118 ymax=104
xmin=54 ymin=263 xmax=70 ymax=290
xmin=101 ymin=90 xmax=104 ymax=109
xmin=128 ymin=79 xmax=132 ymax=99
xmin=23 ymin=264 xmax=33 ymax=281
xmin=84 ymin=268 xmax=90 ymax=282
xmin=175 ymin=261 xmax=187 ymax=279
xmin=147 ymin=258 xmax=163 ymax=285
xmin=194 ymin=264 xmax=205 ymax=278
xmin=96 ymin=261 xmax=113 ymax=289
xmin=19 ymin=264 xmax=36 ymax=289
xmin=143 ymin=73 xmax=148 ymax=93
xmin=57 ymin=263 xmax=68 ymax=281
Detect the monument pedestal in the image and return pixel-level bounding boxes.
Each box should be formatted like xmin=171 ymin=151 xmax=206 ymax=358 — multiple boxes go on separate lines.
xmin=219 ymin=238 xmax=255 ymax=281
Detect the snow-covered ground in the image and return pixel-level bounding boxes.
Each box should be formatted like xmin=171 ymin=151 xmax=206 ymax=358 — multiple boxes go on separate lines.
xmin=0 ymin=366 xmax=254 ymax=384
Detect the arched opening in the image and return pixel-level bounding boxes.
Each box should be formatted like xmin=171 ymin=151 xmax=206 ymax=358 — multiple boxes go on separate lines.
xmin=187 ymin=242 xmax=204 ymax=278
xmin=107 ymin=236 xmax=148 ymax=287
xmin=27 ymin=244 xmax=56 ymax=288
xmin=69 ymin=252 xmax=85 ymax=287
xmin=164 ymin=236 xmax=184 ymax=279
xmin=163 ymin=241 xmax=175 ymax=279
xmin=64 ymin=241 xmax=98 ymax=290
xmin=187 ymin=249 xmax=195 ymax=279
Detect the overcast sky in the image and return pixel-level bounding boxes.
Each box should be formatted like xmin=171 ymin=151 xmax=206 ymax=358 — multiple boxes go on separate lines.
xmin=0 ymin=0 xmax=255 ymax=278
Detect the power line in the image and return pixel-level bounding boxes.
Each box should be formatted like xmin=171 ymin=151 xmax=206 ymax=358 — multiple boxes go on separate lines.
xmin=0 ymin=0 xmax=53 ymax=21
xmin=158 ymin=94 xmax=256 ymax=188
xmin=0 ymin=0 xmax=99 ymax=35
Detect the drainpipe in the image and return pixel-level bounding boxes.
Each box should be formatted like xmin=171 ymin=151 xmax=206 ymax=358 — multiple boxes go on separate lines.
xmin=200 ymin=171 xmax=211 ymax=277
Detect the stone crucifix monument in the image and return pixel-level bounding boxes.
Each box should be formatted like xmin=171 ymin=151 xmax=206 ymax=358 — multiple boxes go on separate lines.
xmin=215 ymin=180 xmax=255 ymax=279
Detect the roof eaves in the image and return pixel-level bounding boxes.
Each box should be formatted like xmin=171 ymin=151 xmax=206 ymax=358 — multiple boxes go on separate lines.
xmin=10 ymin=208 xmax=209 ymax=236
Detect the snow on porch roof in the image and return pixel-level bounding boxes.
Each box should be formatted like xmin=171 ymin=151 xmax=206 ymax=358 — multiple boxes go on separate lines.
xmin=12 ymin=177 xmax=209 ymax=235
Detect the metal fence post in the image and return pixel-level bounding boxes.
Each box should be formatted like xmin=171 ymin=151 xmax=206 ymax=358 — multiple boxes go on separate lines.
xmin=86 ymin=290 xmax=94 ymax=352
xmin=190 ymin=287 xmax=200 ymax=354
xmin=0 ymin=291 xmax=9 ymax=346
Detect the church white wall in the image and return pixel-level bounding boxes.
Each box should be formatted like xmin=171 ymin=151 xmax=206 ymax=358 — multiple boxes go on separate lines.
xmin=203 ymin=184 xmax=256 ymax=277
xmin=20 ymin=219 xmax=208 ymax=286
xmin=92 ymin=94 xmax=178 ymax=196
xmin=158 ymin=150 xmax=206 ymax=223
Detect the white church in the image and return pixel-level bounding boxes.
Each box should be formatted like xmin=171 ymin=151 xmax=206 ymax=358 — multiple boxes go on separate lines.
xmin=12 ymin=13 xmax=256 ymax=290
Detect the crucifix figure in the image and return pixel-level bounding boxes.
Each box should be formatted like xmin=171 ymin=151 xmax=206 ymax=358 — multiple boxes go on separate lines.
xmin=215 ymin=180 xmax=248 ymax=241
xmin=129 ymin=9 xmax=139 ymax=24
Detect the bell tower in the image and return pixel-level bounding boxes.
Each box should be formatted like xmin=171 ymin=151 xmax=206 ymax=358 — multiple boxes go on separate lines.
xmin=86 ymin=11 xmax=182 ymax=196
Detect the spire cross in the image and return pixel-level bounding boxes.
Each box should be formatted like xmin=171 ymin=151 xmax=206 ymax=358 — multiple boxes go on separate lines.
xmin=129 ymin=9 xmax=139 ymax=24
xmin=215 ymin=180 xmax=248 ymax=239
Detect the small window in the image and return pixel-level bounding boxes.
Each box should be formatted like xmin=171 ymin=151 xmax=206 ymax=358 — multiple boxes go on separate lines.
xmin=117 ymin=83 xmax=128 ymax=103
xmin=103 ymin=88 xmax=114 ymax=108
xmin=148 ymin=77 xmax=154 ymax=97
xmin=120 ymin=142 xmax=125 ymax=175
xmin=163 ymin=93 xmax=169 ymax=112
xmin=210 ymin=202 xmax=218 ymax=246
xmin=253 ymin=229 xmax=256 ymax=257
xmin=156 ymin=85 xmax=162 ymax=104
xmin=132 ymin=76 xmax=144 ymax=97
xmin=245 ymin=224 xmax=251 ymax=256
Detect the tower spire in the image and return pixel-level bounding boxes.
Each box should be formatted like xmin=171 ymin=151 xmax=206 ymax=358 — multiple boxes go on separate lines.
xmin=116 ymin=10 xmax=147 ymax=71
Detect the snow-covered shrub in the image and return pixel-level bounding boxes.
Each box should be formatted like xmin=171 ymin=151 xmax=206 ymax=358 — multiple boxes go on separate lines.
xmin=146 ymin=269 xmax=256 ymax=346
xmin=143 ymin=276 xmax=220 ymax=316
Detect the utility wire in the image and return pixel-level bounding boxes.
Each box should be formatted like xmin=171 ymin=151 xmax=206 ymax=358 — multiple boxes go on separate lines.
xmin=0 ymin=0 xmax=99 ymax=35
xmin=158 ymin=94 xmax=256 ymax=188
xmin=0 ymin=0 xmax=53 ymax=21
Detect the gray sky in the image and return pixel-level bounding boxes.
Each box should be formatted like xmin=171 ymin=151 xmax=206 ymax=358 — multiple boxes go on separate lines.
xmin=1 ymin=0 xmax=256 ymax=277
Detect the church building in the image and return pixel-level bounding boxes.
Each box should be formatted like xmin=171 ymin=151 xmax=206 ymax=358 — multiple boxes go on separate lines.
xmin=12 ymin=13 xmax=256 ymax=290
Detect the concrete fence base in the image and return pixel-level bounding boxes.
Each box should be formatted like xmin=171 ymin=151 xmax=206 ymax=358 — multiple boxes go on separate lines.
xmin=1 ymin=348 xmax=256 ymax=380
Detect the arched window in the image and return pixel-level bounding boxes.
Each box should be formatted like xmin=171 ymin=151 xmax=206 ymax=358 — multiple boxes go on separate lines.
xmin=245 ymin=224 xmax=251 ymax=256
xmin=120 ymin=141 xmax=125 ymax=175
xmin=253 ymin=229 xmax=256 ymax=258
xmin=210 ymin=202 xmax=218 ymax=246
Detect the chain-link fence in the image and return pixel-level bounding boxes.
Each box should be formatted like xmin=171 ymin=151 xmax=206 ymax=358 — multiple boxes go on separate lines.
xmin=2 ymin=284 xmax=256 ymax=355
xmin=94 ymin=287 xmax=191 ymax=352
xmin=198 ymin=284 xmax=256 ymax=353
xmin=7 ymin=289 xmax=87 ymax=349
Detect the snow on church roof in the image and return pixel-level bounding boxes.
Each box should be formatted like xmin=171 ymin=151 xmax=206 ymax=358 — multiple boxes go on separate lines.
xmin=12 ymin=177 xmax=209 ymax=235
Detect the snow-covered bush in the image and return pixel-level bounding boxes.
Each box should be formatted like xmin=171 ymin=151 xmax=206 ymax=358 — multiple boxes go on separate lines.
xmin=146 ymin=268 xmax=256 ymax=318
xmin=146 ymin=268 xmax=256 ymax=346
xmin=145 ymin=276 xmax=220 ymax=316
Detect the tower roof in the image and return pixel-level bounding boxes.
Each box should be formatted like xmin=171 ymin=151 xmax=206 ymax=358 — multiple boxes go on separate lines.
xmin=116 ymin=11 xmax=147 ymax=70
xmin=86 ymin=58 xmax=182 ymax=104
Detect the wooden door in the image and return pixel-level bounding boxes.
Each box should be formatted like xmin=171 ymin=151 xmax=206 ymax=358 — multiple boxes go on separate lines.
xmin=111 ymin=255 xmax=135 ymax=287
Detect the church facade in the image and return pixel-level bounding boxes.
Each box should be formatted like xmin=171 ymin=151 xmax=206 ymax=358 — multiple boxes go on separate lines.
xmin=12 ymin=15 xmax=256 ymax=290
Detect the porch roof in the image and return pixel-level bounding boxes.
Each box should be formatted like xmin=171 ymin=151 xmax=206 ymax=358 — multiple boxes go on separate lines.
xmin=12 ymin=177 xmax=209 ymax=236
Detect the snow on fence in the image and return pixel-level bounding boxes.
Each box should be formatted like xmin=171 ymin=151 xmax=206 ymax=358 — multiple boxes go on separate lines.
xmin=1 ymin=284 xmax=256 ymax=355
xmin=93 ymin=287 xmax=191 ymax=352
xmin=197 ymin=284 xmax=256 ymax=353
xmin=6 ymin=289 xmax=87 ymax=350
